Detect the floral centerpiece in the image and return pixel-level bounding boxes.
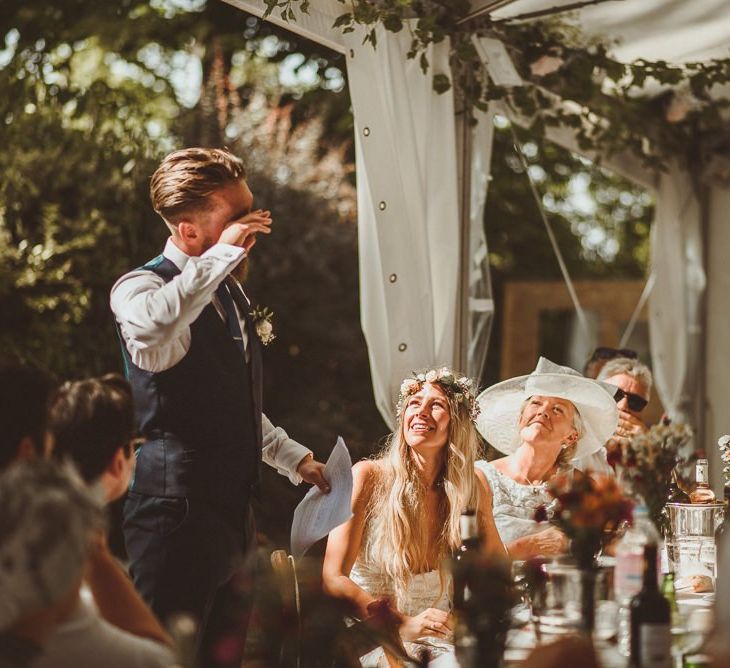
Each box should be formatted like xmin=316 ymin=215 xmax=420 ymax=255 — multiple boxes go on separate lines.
xmin=535 ymin=475 xmax=633 ymax=633
xmin=537 ymin=475 xmax=634 ymax=567
xmin=611 ymin=422 xmax=695 ymax=533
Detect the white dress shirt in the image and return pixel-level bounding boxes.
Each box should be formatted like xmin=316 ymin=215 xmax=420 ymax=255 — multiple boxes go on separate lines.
xmin=33 ymin=587 xmax=174 ymax=668
xmin=110 ymin=237 xmax=311 ymax=484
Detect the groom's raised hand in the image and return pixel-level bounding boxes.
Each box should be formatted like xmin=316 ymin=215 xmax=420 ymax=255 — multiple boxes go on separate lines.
xmin=296 ymin=453 xmax=330 ymax=493
xmin=218 ymin=209 xmax=272 ymax=252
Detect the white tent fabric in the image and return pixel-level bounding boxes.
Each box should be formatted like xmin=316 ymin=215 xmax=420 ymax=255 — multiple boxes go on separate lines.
xmin=648 ymin=165 xmax=706 ymax=424
xmin=490 ymin=0 xmax=730 ymax=65
xmin=347 ymin=26 xmax=462 ymax=426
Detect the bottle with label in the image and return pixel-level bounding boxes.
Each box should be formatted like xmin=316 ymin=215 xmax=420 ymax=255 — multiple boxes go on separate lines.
xmin=689 ymin=459 xmax=716 ymax=504
xmin=452 ymin=510 xmax=481 ymax=668
xmin=630 ymin=543 xmax=671 ymax=668
xmin=614 ymin=505 xmax=660 ymax=656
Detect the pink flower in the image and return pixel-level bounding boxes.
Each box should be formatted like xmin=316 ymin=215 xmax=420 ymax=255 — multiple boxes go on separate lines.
xmin=529 ymin=54 xmax=564 ymax=77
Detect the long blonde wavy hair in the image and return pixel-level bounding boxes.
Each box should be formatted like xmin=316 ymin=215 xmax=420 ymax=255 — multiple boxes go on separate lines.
xmin=362 ymin=375 xmax=483 ymax=605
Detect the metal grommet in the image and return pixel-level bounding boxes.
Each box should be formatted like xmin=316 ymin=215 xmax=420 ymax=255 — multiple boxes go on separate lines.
xmin=389 ymin=273 xmax=397 ymax=283
xmin=363 ymin=127 xmax=370 ymax=137
xmin=378 ymin=201 xmax=386 ymax=211
xmin=398 ymin=343 xmax=407 ymax=352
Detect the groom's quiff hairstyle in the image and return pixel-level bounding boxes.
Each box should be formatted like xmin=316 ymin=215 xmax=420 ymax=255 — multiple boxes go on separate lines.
xmin=150 ymin=147 xmax=247 ymax=227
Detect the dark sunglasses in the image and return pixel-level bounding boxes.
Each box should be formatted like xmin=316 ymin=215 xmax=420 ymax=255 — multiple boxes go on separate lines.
xmin=591 ymin=347 xmax=638 ymax=362
xmin=613 ymin=388 xmax=648 ymax=412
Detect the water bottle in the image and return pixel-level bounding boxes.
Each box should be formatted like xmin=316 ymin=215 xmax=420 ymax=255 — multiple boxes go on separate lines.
xmin=614 ymin=505 xmax=660 ymax=655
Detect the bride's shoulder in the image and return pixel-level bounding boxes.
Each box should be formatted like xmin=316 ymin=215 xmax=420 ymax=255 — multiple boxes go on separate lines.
xmin=353 ymin=458 xmax=380 ymax=475
xmin=352 ymin=459 xmax=383 ymax=489
xmin=351 ymin=460 xmax=383 ymax=509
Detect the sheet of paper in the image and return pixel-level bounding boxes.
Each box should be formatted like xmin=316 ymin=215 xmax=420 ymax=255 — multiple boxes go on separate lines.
xmin=290 ymin=436 xmax=353 ymax=558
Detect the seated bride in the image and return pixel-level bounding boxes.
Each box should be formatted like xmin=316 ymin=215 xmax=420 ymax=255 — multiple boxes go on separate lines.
xmin=474 ymin=357 xmax=618 ymax=560
xmin=322 ymin=367 xmax=506 ymax=664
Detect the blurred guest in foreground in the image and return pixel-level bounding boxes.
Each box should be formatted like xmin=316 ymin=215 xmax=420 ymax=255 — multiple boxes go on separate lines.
xmin=0 ymin=355 xmax=56 ymax=467
xmin=475 ymin=358 xmax=618 ymax=560
xmin=41 ymin=374 xmax=174 ymax=668
xmin=0 ymin=461 xmax=105 ymax=668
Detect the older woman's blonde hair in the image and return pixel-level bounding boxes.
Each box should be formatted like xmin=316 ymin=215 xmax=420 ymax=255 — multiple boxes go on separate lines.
xmin=362 ymin=381 xmax=483 ymax=607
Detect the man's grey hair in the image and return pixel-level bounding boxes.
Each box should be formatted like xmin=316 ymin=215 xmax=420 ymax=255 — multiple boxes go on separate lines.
xmin=0 ymin=460 xmax=106 ymax=630
xmin=597 ymin=356 xmax=653 ymax=398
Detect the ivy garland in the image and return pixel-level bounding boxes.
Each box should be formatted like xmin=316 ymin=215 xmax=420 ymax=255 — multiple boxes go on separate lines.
xmin=263 ymin=0 xmax=730 ymax=178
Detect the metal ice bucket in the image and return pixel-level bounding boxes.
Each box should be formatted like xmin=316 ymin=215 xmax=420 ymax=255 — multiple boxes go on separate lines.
xmin=666 ymin=502 xmax=724 ymax=537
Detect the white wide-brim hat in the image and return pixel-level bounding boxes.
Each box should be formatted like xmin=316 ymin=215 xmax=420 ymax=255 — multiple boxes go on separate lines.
xmin=475 ymin=357 xmax=618 ymax=459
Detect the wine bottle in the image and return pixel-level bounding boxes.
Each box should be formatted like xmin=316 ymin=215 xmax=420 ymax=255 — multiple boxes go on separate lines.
xmin=689 ymin=459 xmax=716 ymax=504
xmin=667 ymin=469 xmax=690 ymax=503
xmin=630 ymin=544 xmax=671 ymax=668
xmin=614 ymin=505 xmax=660 ymax=656
xmin=452 ymin=510 xmax=481 ymax=668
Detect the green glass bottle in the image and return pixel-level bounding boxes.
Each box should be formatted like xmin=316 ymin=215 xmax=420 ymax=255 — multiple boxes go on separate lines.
xmin=661 ymin=572 xmax=679 ymax=628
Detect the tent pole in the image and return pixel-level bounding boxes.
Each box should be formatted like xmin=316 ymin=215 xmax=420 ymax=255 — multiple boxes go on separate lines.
xmin=455 ymin=83 xmax=473 ymax=374
xmin=697 ymin=182 xmax=711 ymax=452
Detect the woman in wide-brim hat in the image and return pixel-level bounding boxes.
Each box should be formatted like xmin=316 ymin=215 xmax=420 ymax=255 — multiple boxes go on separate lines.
xmin=474 ymin=357 xmax=618 ymax=560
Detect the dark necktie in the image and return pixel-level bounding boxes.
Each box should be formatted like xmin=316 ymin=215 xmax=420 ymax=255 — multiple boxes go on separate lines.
xmin=215 ymin=280 xmax=245 ymax=356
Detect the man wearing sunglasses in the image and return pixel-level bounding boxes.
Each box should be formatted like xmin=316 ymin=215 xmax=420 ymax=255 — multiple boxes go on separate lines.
xmin=597 ymin=357 xmax=653 ymax=440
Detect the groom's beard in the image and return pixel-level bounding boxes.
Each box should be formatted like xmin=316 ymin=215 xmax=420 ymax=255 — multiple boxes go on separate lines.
xmin=231 ymin=256 xmax=250 ymax=283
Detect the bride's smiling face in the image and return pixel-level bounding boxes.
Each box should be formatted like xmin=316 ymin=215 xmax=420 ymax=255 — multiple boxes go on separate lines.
xmin=518 ymin=395 xmax=578 ymax=449
xmin=402 ymin=383 xmax=451 ymax=451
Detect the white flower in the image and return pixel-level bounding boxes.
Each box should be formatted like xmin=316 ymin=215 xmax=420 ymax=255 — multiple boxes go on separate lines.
xmin=250 ymin=305 xmax=276 ymax=346
xmin=400 ymin=379 xmax=419 ymax=395
xmin=256 ymin=319 xmax=273 ymax=340
xmin=425 ymin=370 xmax=438 ymax=383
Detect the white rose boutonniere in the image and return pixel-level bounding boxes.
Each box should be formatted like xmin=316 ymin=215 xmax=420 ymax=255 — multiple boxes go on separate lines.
xmin=250 ymin=305 xmax=276 ymax=346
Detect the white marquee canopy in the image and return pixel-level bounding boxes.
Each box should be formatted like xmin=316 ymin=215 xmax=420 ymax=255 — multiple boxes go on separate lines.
xmin=225 ymin=0 xmax=730 ymax=484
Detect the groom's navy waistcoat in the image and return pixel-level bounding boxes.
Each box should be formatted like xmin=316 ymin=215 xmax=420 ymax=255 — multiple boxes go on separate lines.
xmin=118 ymin=256 xmax=262 ymax=509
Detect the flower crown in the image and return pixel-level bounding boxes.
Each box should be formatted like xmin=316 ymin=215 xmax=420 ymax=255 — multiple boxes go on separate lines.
xmin=396 ymin=367 xmax=480 ymax=422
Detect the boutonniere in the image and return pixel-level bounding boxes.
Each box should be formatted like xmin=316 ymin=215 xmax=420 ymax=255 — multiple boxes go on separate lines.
xmin=250 ymin=305 xmax=276 ymax=346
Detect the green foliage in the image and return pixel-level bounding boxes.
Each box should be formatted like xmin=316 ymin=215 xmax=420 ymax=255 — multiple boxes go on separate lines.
xmin=266 ymin=0 xmax=730 ymax=174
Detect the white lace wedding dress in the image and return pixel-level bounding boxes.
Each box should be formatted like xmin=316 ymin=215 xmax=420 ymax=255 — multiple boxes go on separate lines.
xmin=350 ymin=555 xmax=453 ymax=666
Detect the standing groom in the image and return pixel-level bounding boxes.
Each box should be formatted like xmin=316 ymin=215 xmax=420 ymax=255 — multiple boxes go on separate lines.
xmin=110 ymin=147 xmax=329 ymax=652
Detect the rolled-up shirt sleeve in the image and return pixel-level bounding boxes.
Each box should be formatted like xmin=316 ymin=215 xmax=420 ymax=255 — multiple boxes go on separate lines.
xmin=261 ymin=414 xmax=312 ymax=485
